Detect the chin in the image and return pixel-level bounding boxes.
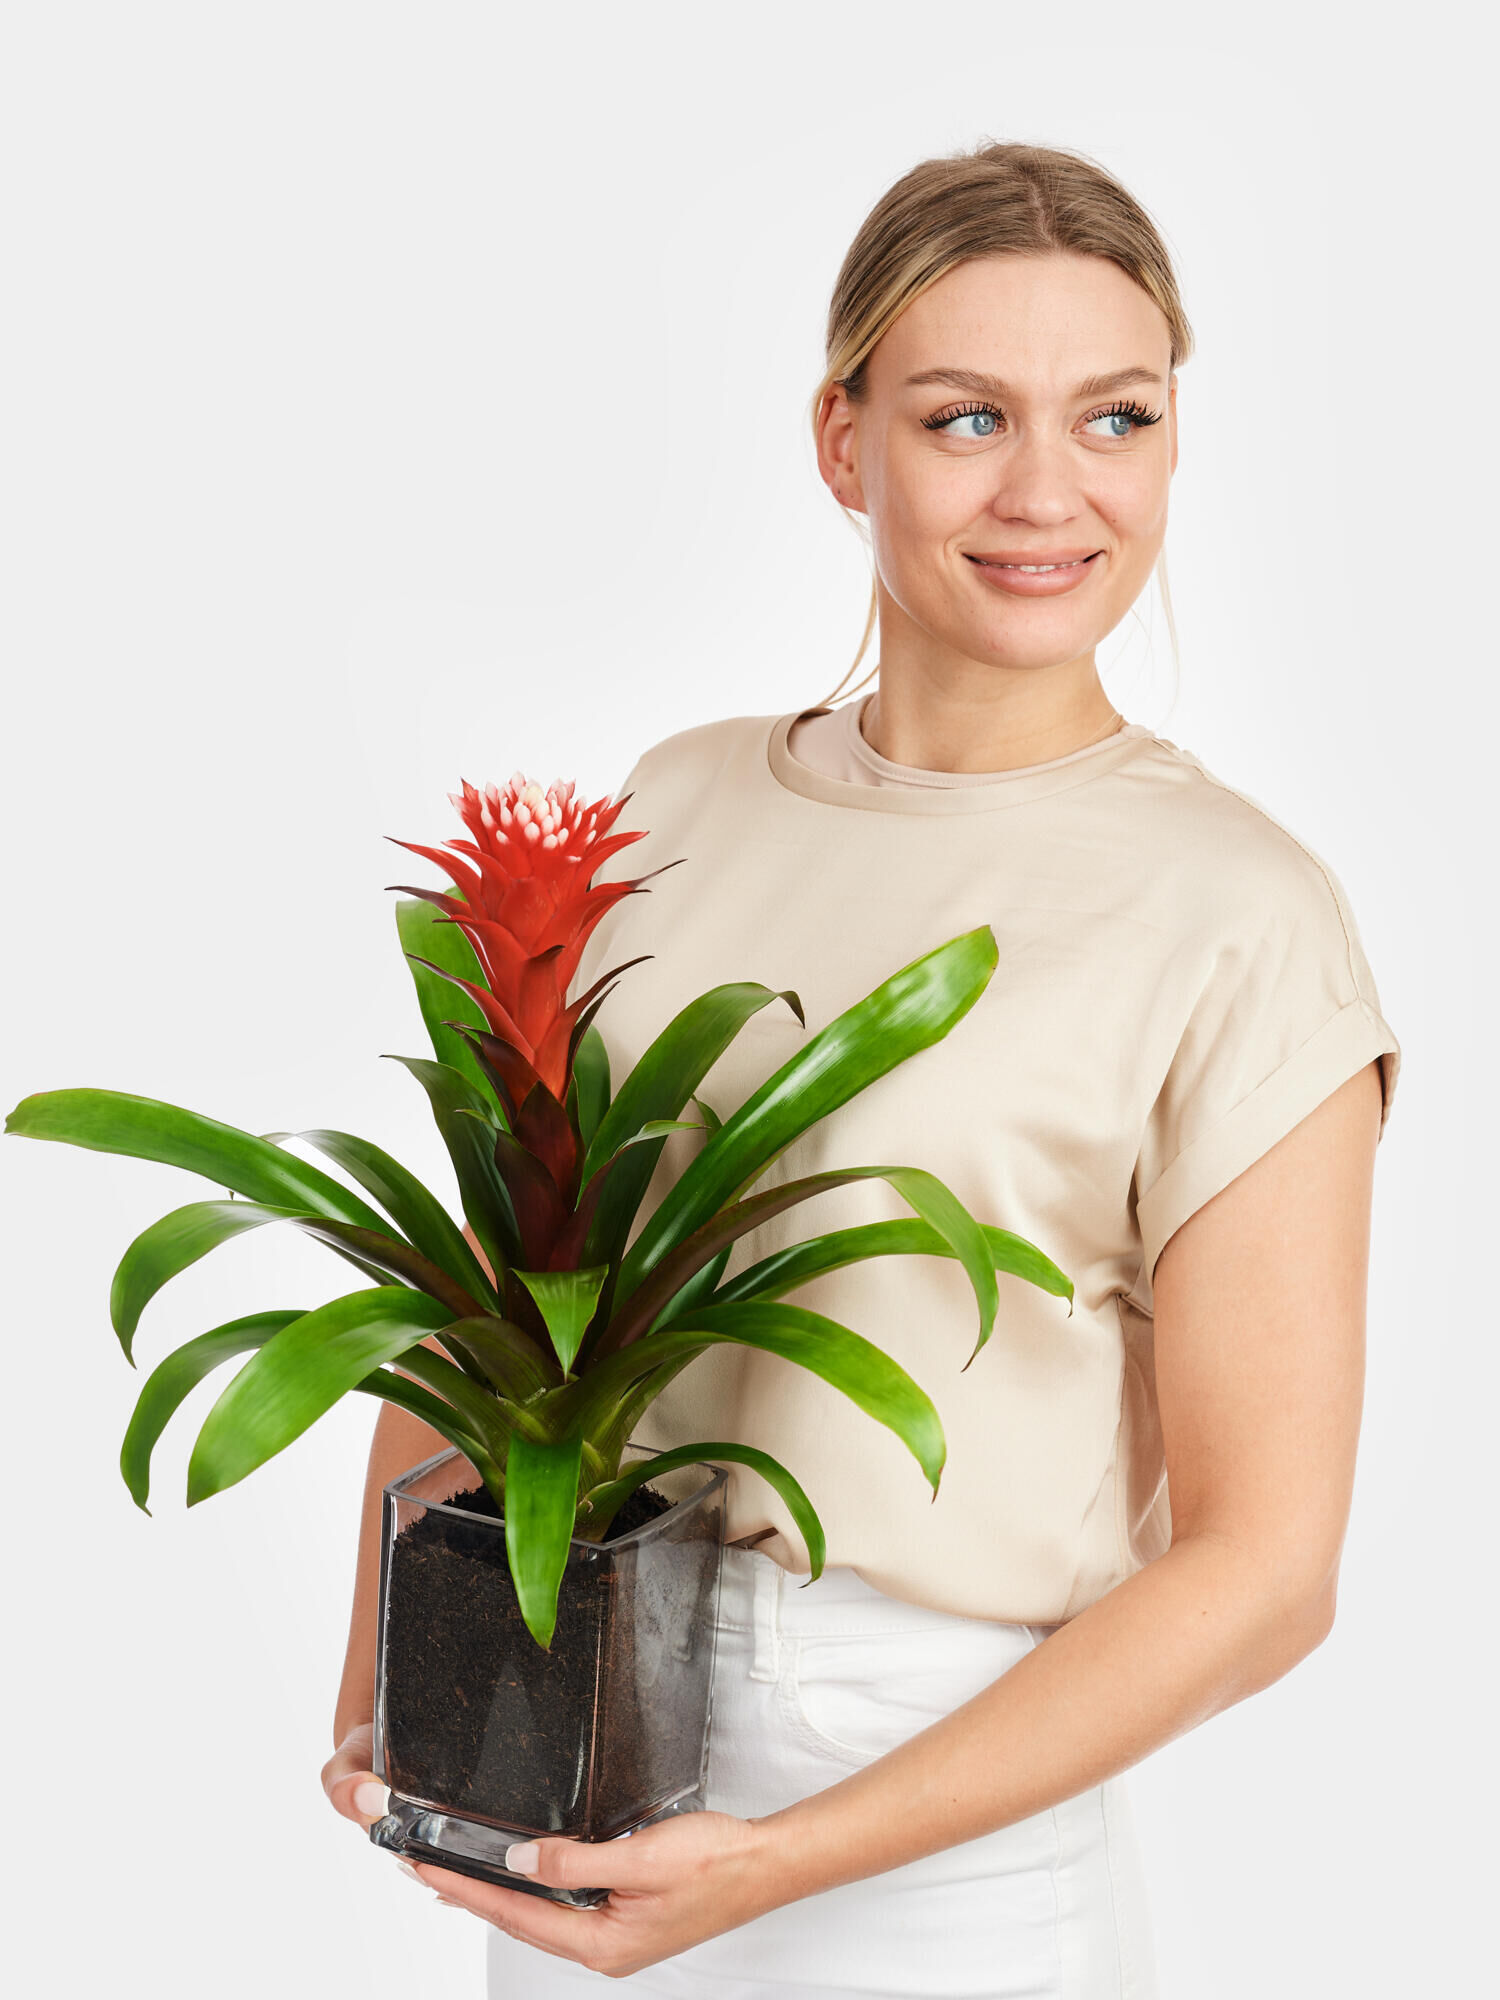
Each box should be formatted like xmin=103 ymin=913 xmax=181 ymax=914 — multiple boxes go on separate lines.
xmin=948 ymin=620 xmax=1102 ymax=673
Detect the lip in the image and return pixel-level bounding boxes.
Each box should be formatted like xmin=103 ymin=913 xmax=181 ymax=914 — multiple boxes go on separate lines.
xmin=965 ymin=549 xmax=1102 ymax=597
xmin=967 ymin=548 xmax=1101 ymax=565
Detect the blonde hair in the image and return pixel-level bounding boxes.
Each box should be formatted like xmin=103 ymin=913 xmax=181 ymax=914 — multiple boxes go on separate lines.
xmin=808 ymin=139 xmax=1195 ymax=713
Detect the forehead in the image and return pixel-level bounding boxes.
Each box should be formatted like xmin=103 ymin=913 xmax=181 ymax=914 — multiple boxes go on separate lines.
xmin=873 ymin=252 xmax=1171 ymax=390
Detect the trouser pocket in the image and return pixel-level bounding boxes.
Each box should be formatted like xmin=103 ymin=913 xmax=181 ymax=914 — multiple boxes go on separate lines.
xmin=784 ymin=1616 xmax=1041 ymax=1770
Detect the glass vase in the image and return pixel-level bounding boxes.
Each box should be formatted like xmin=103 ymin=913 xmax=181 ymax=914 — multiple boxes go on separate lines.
xmin=367 ymin=1442 xmax=727 ymax=1908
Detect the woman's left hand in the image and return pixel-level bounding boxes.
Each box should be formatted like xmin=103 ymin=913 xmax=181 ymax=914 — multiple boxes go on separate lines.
xmin=396 ymin=1809 xmax=788 ymax=1977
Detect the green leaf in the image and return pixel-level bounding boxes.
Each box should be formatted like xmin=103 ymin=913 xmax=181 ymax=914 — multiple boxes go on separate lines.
xmin=714 ymin=1219 xmax=1074 ymax=1316
xmin=381 ymin=1341 xmax=528 ymax=1456
xmin=580 ymin=1442 xmax=827 ymax=1578
xmin=383 ymin=1055 xmax=520 ymax=1282
xmin=580 ymin=983 xmax=806 ymax=1186
xmin=570 ymin=1026 xmax=611 ymax=1159
xmin=582 ymin=1366 xmax=688 ymax=1482
xmin=262 ymin=1126 xmax=502 ymax=1311
xmin=438 ymin=1314 xmax=560 ymax=1400
xmin=185 ymin=1285 xmax=455 ymax=1504
xmin=614 ymin=928 xmax=998 ymax=1307
xmin=577 ymin=982 xmax=806 ymax=1282
xmin=510 ymin=1265 xmax=609 ymax=1375
xmin=623 ymin=1117 xmax=707 ymax=1144
xmin=503 ymin=1424 xmax=586 ymax=1649
xmin=635 ymin=1245 xmax=733 ymax=1341
xmin=111 ymin=1202 xmax=297 ymax=1363
xmin=599 ymin=1163 xmax=998 ymax=1365
xmin=281 ymin=1217 xmax=492 ymax=1323
xmin=347 ymin=1368 xmax=504 ymax=1494
xmin=121 ymin=1309 xmax=305 ymax=1512
xmin=563 ymin=1299 xmax=947 ymax=1497
xmin=3 ymin=1088 xmax=392 ymax=1232
xmin=108 ymin=1201 xmax=487 ymax=1364
xmin=394 ymin=892 xmax=495 ymax=1105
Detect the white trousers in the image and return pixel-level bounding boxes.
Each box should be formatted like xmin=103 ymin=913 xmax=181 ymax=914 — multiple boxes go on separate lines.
xmin=486 ymin=1544 xmax=1159 ymax=1998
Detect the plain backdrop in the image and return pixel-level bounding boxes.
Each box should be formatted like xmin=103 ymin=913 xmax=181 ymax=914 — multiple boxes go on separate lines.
xmin=2 ymin=5 xmax=1492 ymax=1995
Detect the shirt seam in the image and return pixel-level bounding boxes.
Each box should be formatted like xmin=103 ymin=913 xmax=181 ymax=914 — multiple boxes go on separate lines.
xmin=1167 ymin=756 xmax=1366 ymax=1005
xmin=764 ymin=710 xmax=1162 ymax=815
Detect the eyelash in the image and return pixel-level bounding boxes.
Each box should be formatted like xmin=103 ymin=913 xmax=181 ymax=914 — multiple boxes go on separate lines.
xmin=919 ymin=396 xmax=1163 ymax=435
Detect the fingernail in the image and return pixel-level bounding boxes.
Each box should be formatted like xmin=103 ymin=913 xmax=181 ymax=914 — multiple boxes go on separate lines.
xmin=505 ymin=1841 xmax=539 ymax=1874
xmin=355 ymin=1780 xmax=389 ymax=1818
xmin=395 ymin=1859 xmax=426 ymax=1887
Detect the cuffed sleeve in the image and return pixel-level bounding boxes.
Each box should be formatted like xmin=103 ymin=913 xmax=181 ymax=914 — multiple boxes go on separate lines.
xmin=1133 ymin=846 xmax=1401 ymax=1303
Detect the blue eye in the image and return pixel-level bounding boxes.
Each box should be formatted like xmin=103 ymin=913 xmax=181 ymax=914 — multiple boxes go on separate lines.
xmin=1083 ymin=401 xmax=1162 ymax=439
xmin=920 ymin=401 xmax=1001 ymax=439
xmin=920 ymin=397 xmax=1163 ymax=440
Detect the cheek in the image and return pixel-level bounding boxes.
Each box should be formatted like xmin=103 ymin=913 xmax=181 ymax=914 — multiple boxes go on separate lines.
xmin=868 ymin=457 xmax=974 ymax=575
xmin=867 ymin=487 xmax=954 ymax=600
xmin=1093 ymin=458 xmax=1169 ymax=538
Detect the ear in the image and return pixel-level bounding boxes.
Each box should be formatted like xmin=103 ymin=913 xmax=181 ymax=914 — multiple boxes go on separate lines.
xmin=815 ymin=381 xmax=864 ymax=511
xmin=1168 ymin=372 xmax=1179 ymax=476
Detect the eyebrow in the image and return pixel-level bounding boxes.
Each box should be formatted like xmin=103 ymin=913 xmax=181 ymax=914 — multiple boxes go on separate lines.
xmin=904 ymin=365 xmax=1166 ymax=400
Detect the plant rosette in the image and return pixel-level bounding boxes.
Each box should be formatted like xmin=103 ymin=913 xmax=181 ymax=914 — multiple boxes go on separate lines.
xmin=5 ymin=766 xmax=1073 ymax=1895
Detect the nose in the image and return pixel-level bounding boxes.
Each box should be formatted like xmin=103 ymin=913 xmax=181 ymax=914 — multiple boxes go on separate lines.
xmin=981 ymin=429 xmax=1084 ymax=529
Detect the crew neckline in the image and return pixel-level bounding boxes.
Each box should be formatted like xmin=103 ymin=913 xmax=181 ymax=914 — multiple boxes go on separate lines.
xmin=767 ymin=699 xmax=1157 ymax=815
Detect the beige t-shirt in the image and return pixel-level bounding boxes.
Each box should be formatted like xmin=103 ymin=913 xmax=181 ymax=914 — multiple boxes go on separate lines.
xmin=786 ymin=692 xmax=1155 ymax=790
xmin=568 ymin=704 xmax=1402 ymax=1624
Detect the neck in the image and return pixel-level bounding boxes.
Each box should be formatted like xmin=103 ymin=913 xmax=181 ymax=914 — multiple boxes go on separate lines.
xmin=859 ymin=668 xmax=1123 ymax=775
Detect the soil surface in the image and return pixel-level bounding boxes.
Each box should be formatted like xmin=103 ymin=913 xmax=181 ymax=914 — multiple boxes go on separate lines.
xmin=442 ymin=1478 xmax=672 ymax=1539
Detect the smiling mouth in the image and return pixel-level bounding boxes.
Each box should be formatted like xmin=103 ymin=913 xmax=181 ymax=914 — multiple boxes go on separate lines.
xmin=966 ymin=553 xmax=1100 ymax=573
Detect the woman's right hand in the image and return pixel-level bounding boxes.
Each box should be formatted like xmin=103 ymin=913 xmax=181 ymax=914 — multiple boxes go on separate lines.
xmin=323 ymin=1719 xmax=390 ymax=1829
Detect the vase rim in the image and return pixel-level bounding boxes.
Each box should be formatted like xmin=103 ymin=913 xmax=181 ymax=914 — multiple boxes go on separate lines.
xmin=384 ymin=1444 xmax=729 ymax=1551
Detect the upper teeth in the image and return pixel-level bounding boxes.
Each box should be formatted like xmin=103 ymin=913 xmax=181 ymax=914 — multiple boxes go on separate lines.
xmin=982 ymin=558 xmax=1084 ymax=571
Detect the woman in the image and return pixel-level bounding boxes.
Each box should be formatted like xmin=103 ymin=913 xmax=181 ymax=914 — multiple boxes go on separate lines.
xmin=323 ymin=140 xmax=1401 ymax=1998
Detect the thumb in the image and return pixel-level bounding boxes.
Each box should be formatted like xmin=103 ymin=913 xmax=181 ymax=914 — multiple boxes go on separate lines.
xmin=504 ymin=1824 xmax=659 ymax=1893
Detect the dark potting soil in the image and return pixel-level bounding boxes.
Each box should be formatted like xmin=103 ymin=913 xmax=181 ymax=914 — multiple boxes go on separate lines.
xmin=380 ymin=1479 xmax=721 ymax=1841
xmin=439 ymin=1476 xmax=674 ymax=1537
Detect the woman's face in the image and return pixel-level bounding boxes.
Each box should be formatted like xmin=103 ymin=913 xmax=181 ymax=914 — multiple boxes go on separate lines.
xmin=817 ymin=252 xmax=1178 ymax=677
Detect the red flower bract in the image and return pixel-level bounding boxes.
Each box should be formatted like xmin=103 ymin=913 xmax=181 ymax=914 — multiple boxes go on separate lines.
xmin=385 ymin=772 xmax=681 ymax=1262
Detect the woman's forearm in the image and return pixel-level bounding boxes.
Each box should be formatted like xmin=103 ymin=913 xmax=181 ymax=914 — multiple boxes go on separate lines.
xmin=333 ymin=1227 xmax=499 ymax=1749
xmin=750 ymin=1532 xmax=1334 ymax=1903
xmin=330 ymin=1379 xmax=456 ymax=1750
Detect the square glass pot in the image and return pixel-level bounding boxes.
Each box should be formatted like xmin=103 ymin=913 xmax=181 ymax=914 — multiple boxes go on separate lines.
xmin=368 ymin=1442 xmax=727 ymax=1908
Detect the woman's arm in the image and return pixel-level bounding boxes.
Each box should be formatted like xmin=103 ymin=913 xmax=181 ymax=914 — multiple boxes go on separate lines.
xmin=330 ymin=1224 xmax=498 ymax=1750
xmin=746 ymin=1056 xmax=1385 ymax=1900
xmin=330 ymin=1345 xmax=459 ymax=1750
xmin=327 ymin=1227 xmax=501 ymax=1826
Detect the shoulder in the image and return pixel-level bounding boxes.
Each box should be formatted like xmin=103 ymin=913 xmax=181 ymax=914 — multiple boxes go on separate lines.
xmin=1124 ymin=731 xmax=1365 ymax=954
xmin=613 ymin=711 xmax=779 ymax=801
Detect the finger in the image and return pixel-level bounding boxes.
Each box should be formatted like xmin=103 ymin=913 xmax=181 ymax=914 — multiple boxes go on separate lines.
xmin=487 ymin=1826 xmax=676 ymax=1895
xmin=336 ymin=1771 xmax=391 ymax=1826
xmin=401 ymin=1858 xmax=608 ymax=1959
xmin=321 ymin=1727 xmax=390 ymax=1827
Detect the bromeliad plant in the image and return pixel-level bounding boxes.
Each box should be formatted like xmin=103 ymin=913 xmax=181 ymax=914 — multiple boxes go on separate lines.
xmin=5 ymin=769 xmax=1072 ymax=1649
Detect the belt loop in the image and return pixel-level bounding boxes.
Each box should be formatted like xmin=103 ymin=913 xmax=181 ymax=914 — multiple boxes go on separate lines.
xmin=747 ymin=1554 xmax=782 ymax=1682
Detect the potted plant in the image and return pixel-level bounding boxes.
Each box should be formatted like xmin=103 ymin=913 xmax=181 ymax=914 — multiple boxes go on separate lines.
xmin=4 ymin=767 xmax=1073 ymax=1908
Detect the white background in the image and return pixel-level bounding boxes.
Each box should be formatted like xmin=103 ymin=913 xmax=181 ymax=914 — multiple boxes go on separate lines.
xmin=2 ymin=4 xmax=1491 ymax=1994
